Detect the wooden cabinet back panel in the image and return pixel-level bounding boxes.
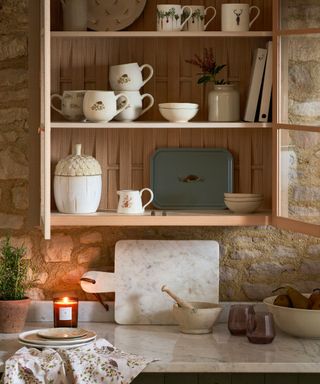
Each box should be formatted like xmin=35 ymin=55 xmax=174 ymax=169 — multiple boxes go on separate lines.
xmin=51 ymin=128 xmax=272 ymax=210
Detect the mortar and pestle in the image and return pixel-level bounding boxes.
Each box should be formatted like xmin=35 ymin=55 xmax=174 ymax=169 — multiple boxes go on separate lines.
xmin=161 ymin=285 xmax=222 ymax=334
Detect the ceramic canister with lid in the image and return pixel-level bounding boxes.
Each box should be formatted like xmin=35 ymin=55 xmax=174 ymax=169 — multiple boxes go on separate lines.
xmin=54 ymin=144 xmax=102 ymax=214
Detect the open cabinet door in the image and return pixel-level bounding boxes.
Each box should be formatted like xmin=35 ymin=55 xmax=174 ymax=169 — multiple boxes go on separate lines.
xmin=272 ymin=0 xmax=320 ymax=237
xmin=40 ymin=1 xmax=51 ymax=240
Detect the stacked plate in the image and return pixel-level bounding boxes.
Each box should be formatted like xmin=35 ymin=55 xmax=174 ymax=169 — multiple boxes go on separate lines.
xmin=224 ymin=193 xmax=263 ymax=213
xmin=19 ymin=327 xmax=97 ymax=349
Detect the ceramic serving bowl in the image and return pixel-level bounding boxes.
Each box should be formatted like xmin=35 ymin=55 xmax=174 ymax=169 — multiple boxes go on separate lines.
xmin=264 ymin=294 xmax=320 ymax=338
xmin=224 ymin=199 xmax=262 ymax=213
xmin=159 ymin=103 xmax=199 ymax=122
xmin=173 ymin=301 xmax=222 ymax=334
xmin=225 ymin=197 xmax=263 ymax=203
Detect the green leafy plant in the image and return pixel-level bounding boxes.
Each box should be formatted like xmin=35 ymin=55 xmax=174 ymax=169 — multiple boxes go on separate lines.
xmin=185 ymin=48 xmax=227 ymax=85
xmin=0 ymin=237 xmax=32 ymax=300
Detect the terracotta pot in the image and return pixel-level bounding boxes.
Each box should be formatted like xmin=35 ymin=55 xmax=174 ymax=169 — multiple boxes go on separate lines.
xmin=0 ymin=298 xmax=31 ymax=333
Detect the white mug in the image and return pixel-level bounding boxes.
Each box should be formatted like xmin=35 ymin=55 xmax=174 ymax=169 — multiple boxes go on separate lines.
xmin=51 ymin=90 xmax=86 ymax=121
xmin=157 ymin=4 xmax=192 ymax=32
xmin=114 ymin=91 xmax=154 ymax=122
xmin=221 ymin=3 xmax=260 ymax=32
xmin=117 ymin=189 xmax=154 ymax=214
xmin=183 ymin=5 xmax=217 ymax=31
xmin=60 ymin=0 xmax=87 ymax=31
xmin=109 ymin=62 xmax=154 ymax=92
xmin=83 ymin=91 xmax=129 ymax=122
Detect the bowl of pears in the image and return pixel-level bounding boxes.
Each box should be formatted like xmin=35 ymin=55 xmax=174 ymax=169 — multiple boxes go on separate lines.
xmin=264 ymin=287 xmax=320 ymax=338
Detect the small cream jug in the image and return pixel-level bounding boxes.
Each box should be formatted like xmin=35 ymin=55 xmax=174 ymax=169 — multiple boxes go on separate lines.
xmin=117 ymin=189 xmax=154 ymax=214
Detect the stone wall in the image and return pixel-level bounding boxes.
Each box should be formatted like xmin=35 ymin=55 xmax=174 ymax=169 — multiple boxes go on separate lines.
xmin=0 ymin=0 xmax=319 ymax=302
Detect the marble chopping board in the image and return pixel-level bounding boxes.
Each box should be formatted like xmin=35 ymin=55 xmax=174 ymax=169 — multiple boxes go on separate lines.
xmin=80 ymin=240 xmax=219 ymax=325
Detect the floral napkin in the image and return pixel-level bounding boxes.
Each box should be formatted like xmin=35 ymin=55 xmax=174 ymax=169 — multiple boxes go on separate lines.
xmin=3 ymin=339 xmax=156 ymax=384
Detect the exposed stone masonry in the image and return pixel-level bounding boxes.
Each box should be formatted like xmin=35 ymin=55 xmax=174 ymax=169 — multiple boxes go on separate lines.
xmin=0 ymin=1 xmax=319 ymax=302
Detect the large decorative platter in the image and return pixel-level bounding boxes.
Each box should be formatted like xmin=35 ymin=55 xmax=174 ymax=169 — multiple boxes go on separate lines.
xmin=88 ymin=0 xmax=147 ymax=31
xmin=151 ymin=148 xmax=233 ymax=209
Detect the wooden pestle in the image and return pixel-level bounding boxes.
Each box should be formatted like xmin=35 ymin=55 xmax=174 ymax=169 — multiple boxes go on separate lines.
xmin=161 ymin=285 xmax=195 ymax=310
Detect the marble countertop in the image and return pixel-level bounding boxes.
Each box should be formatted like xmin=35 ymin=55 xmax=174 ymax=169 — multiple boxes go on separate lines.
xmin=2 ymin=322 xmax=320 ymax=373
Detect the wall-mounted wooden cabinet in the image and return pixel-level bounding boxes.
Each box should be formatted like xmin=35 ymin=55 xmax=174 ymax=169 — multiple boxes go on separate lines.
xmin=40 ymin=0 xmax=320 ymax=239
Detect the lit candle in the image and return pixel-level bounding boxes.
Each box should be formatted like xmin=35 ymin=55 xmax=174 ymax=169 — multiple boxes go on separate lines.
xmin=53 ymin=297 xmax=78 ymax=328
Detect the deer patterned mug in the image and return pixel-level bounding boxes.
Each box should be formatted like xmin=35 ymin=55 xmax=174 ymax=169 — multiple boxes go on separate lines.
xmin=157 ymin=4 xmax=192 ymax=32
xmin=221 ymin=3 xmax=260 ymax=32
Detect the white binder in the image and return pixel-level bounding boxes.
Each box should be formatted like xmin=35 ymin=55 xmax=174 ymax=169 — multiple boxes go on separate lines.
xmin=259 ymin=41 xmax=273 ymax=122
xmin=244 ymin=47 xmax=267 ymax=122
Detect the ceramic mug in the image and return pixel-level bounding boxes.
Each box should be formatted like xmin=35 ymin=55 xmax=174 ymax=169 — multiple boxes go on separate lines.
xmin=60 ymin=0 xmax=87 ymax=31
xmin=117 ymin=189 xmax=154 ymax=214
xmin=83 ymin=91 xmax=129 ymax=122
xmin=183 ymin=5 xmax=217 ymax=31
xmin=157 ymin=4 xmax=192 ymax=32
xmin=114 ymin=91 xmax=154 ymax=122
xmin=221 ymin=3 xmax=260 ymax=32
xmin=109 ymin=62 xmax=154 ymax=92
xmin=51 ymin=90 xmax=86 ymax=121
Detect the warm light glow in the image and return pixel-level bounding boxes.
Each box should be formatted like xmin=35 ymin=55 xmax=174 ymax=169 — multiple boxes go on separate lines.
xmin=63 ymin=297 xmax=69 ymax=304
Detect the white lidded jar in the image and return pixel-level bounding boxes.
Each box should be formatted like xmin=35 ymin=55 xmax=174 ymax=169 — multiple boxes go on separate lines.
xmin=54 ymin=144 xmax=102 ymax=214
xmin=208 ymin=83 xmax=240 ymax=122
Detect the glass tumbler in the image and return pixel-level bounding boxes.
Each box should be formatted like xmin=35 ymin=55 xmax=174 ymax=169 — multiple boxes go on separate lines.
xmin=228 ymin=304 xmax=255 ymax=335
xmin=246 ymin=311 xmax=275 ymax=344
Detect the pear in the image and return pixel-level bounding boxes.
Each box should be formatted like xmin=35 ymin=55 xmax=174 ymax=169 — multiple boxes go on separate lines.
xmin=273 ymin=294 xmax=292 ymax=307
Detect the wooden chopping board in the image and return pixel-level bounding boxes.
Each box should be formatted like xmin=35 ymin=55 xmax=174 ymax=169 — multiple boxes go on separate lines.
xmin=80 ymin=240 xmax=219 ymax=324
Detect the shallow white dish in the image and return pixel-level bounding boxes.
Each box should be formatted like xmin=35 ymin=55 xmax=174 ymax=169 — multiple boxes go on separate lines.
xmin=37 ymin=327 xmax=88 ymax=339
xmin=19 ymin=339 xmax=95 ymax=349
xmin=224 ymin=199 xmax=262 ymax=213
xmin=19 ymin=329 xmax=96 ymax=346
xmin=224 ymin=193 xmax=263 ymax=199
xmin=264 ymin=294 xmax=320 ymax=338
xmin=88 ymin=0 xmax=147 ymax=31
xmin=224 ymin=197 xmax=263 ymax=203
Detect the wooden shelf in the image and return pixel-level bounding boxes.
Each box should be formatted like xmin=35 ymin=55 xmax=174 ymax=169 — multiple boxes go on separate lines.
xmin=51 ymin=121 xmax=272 ymax=129
xmin=51 ymin=210 xmax=272 ymax=227
xmin=51 ymin=31 xmax=273 ymax=38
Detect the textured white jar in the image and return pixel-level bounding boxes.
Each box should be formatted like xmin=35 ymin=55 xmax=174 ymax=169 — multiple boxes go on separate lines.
xmin=54 ymin=144 xmax=102 ymax=214
xmin=208 ymin=84 xmax=240 ymax=122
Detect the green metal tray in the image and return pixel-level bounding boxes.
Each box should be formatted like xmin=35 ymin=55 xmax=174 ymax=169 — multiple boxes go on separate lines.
xmin=150 ymin=148 xmax=233 ymax=210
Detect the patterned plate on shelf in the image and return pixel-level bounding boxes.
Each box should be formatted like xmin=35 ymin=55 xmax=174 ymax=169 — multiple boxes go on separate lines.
xmin=88 ymin=0 xmax=147 ymax=31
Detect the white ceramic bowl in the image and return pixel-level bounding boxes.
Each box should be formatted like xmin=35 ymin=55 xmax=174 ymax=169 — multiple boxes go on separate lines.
xmin=172 ymin=301 xmax=222 ymax=334
xmin=159 ymin=103 xmax=199 ymax=122
xmin=264 ymin=294 xmax=320 ymax=338
xmin=224 ymin=198 xmax=262 ymax=213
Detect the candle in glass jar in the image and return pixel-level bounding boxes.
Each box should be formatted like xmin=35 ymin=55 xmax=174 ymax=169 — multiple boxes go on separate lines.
xmin=53 ymin=297 xmax=78 ymax=328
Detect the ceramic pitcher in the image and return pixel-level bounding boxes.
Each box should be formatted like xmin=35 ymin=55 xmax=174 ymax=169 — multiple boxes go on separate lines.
xmin=117 ymin=189 xmax=154 ymax=214
xmin=60 ymin=0 xmax=87 ymax=31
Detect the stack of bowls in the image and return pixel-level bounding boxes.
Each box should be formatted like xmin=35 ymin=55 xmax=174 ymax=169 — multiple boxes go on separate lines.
xmin=158 ymin=103 xmax=199 ymax=122
xmin=224 ymin=193 xmax=263 ymax=213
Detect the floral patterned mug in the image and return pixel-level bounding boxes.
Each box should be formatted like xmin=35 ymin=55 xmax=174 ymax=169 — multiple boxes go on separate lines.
xmin=117 ymin=189 xmax=154 ymax=214
xmin=183 ymin=5 xmax=217 ymax=31
xmin=157 ymin=4 xmax=192 ymax=32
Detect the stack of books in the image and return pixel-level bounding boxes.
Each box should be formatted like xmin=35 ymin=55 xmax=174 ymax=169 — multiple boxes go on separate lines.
xmin=244 ymin=41 xmax=273 ymax=122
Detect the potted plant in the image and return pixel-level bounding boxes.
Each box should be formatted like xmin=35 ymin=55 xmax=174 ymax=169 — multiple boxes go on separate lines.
xmin=186 ymin=48 xmax=240 ymax=122
xmin=0 ymin=237 xmax=32 ymax=333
